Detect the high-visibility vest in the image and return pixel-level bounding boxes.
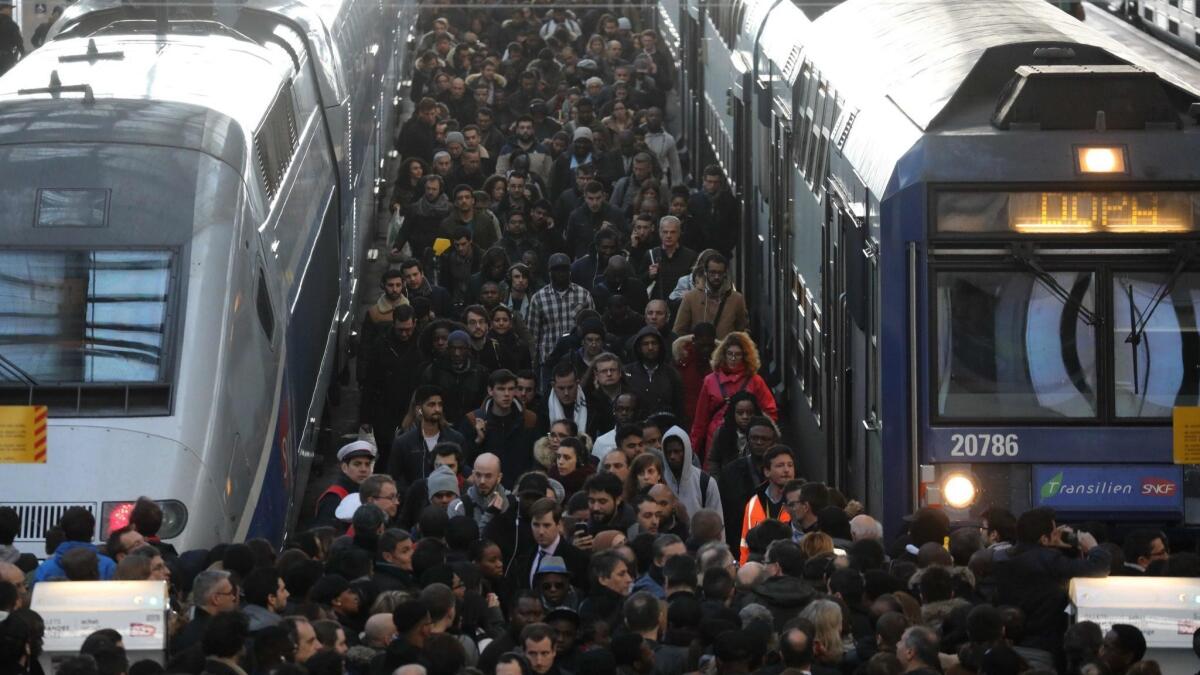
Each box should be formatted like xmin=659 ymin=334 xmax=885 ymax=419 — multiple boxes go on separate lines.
xmin=739 ymin=492 xmax=790 ymax=564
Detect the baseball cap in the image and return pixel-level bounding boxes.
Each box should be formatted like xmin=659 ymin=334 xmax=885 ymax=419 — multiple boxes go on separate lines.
xmin=573 ymin=126 xmax=593 ymax=141
xmin=337 ymin=440 xmax=376 ymax=463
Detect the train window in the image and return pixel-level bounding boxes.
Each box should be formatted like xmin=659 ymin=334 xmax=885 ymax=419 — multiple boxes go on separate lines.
xmin=35 ymin=189 xmax=109 ymax=228
xmin=256 ymin=270 xmax=275 ymax=342
xmin=254 ymin=82 xmax=299 ymax=200
xmin=1111 ymin=270 xmax=1200 ymax=417
xmin=934 ymin=269 xmax=1099 ymax=420
xmin=1196 ymin=30 xmax=1200 ymax=47
xmin=1169 ymin=18 xmax=1180 ymax=35
xmin=1144 ymin=6 xmax=1154 ymax=21
xmin=1170 ymin=0 xmax=1179 ymax=7
xmin=0 ymin=250 xmax=174 ymax=384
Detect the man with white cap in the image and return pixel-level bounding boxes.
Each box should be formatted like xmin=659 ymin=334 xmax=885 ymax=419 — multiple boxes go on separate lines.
xmin=315 ymin=440 xmax=376 ymax=527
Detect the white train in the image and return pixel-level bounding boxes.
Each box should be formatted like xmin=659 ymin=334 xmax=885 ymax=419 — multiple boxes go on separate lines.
xmin=1090 ymin=0 xmax=1200 ymax=58
xmin=0 ymin=0 xmax=415 ymax=554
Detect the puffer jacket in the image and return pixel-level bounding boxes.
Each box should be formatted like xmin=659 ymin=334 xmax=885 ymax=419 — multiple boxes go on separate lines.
xmin=690 ymin=364 xmax=777 ymax=462
xmin=993 ymin=543 xmax=1110 ymax=656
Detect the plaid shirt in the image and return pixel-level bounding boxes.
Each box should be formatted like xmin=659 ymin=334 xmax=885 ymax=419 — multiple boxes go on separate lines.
xmin=529 ymin=282 xmax=594 ymax=363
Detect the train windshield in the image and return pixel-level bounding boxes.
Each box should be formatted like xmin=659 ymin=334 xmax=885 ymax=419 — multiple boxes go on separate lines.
xmin=0 ymin=250 xmax=175 ymax=384
xmin=935 ymin=270 xmax=1099 ymax=419
xmin=1112 ymin=271 xmax=1200 ymax=418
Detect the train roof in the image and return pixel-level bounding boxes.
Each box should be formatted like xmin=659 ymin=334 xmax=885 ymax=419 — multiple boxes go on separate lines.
xmin=0 ymin=34 xmax=293 ymax=137
xmin=749 ymin=0 xmax=1200 ymax=196
xmin=773 ymin=0 xmax=1200 ymax=131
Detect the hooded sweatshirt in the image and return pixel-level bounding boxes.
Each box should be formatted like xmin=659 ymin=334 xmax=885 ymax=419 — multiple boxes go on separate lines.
xmin=660 ymin=427 xmax=724 ymax=527
xmin=34 ymin=541 xmax=117 ymax=583
xmin=622 ymin=325 xmax=684 ymax=418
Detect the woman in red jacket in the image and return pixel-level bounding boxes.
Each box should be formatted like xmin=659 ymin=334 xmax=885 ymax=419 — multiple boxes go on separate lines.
xmin=689 ymin=331 xmax=778 ymax=465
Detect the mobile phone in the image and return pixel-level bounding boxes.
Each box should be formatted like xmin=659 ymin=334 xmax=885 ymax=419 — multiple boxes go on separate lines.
xmin=573 ymin=522 xmax=589 ymax=538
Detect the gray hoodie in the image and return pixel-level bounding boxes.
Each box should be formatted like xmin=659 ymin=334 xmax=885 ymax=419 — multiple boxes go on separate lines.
xmin=660 ymin=427 xmax=724 ymax=526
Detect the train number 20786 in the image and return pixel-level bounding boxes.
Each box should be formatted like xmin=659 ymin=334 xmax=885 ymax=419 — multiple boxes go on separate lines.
xmin=948 ymin=433 xmax=1019 ymax=457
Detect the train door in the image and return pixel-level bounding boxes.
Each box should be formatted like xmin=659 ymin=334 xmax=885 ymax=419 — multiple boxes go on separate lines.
xmin=766 ymin=114 xmax=792 ymax=387
xmin=732 ymin=73 xmax=752 ymax=292
xmin=825 ymin=185 xmax=871 ymax=498
xmin=684 ymin=3 xmax=704 ymax=175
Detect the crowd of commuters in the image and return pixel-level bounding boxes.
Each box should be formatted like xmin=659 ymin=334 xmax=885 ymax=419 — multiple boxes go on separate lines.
xmin=0 ymin=1 xmax=1187 ymax=675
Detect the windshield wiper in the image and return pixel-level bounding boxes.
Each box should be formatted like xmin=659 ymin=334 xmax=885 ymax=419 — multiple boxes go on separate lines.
xmin=1009 ymin=244 xmax=1100 ymax=326
xmin=1125 ymin=243 xmax=1197 ymax=348
xmin=0 ymin=352 xmax=37 ymax=386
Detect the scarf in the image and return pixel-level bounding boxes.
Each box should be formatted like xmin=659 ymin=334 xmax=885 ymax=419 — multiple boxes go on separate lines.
xmin=547 ymin=386 xmax=588 ymax=433
xmin=375 ymin=293 xmax=408 ymax=314
xmin=410 ymin=193 xmax=450 ymax=218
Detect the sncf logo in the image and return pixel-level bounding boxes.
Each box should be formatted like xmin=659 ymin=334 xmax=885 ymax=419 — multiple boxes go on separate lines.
xmin=1141 ymin=478 xmax=1178 ymax=497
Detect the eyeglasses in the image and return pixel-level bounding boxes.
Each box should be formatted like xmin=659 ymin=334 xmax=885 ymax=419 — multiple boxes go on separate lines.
xmin=375 ymin=494 xmax=400 ymax=502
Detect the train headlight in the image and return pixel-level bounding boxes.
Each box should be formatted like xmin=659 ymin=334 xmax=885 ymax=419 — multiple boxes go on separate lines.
xmin=942 ymin=474 xmax=977 ymax=509
xmin=1076 ymin=146 xmax=1127 ymax=174
xmin=100 ymin=500 xmax=188 ymax=540
xmin=158 ymin=500 xmax=188 ymax=539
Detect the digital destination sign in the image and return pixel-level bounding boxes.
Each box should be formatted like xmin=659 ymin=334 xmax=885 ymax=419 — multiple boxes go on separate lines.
xmin=936 ymin=191 xmax=1199 ymax=234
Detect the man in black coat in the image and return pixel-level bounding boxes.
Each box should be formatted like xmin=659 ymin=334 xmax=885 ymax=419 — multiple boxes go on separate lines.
xmin=506 ymin=498 xmax=591 ymax=592
xmin=358 ymin=305 xmax=422 ymax=468
xmin=688 ymin=164 xmax=740 ymax=258
xmin=419 ymin=330 xmax=488 ymax=423
xmin=993 ymin=507 xmax=1109 ymax=658
xmin=565 ymin=180 xmax=627 ymax=261
xmin=459 ymin=370 xmax=541 ymax=486
xmin=386 ymin=386 xmax=466 ymax=494
xmin=717 ymin=416 xmax=778 ymax=553
xmin=396 ymin=97 xmax=439 ymax=163
xmin=0 ymin=1 xmax=23 ymax=77
xmin=622 ymin=325 xmax=683 ymax=419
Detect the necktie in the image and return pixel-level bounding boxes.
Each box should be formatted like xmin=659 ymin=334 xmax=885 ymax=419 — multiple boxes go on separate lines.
xmin=530 ymin=548 xmax=546 ymax=586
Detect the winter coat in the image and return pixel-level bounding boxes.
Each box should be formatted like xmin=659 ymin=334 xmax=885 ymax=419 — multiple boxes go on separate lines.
xmin=660 ymin=428 xmax=724 ymax=528
xmin=419 ymin=356 xmax=489 ymax=422
xmin=34 ymin=541 xmax=116 ymax=583
xmin=449 ymin=483 xmax=512 ymax=531
xmin=401 ymin=195 xmax=452 ymax=258
xmin=717 ymin=457 xmax=763 ymax=553
xmin=672 ymin=335 xmax=711 ymax=426
xmin=746 ymin=575 xmax=817 ymax=631
xmin=647 ymin=246 xmax=698 ymax=301
xmin=386 ymin=424 xmax=467 ymax=494
xmin=460 ymin=400 xmax=541 ymax=485
xmin=243 ymin=604 xmax=282 ymax=632
xmin=358 ymin=331 xmax=423 ymax=465
xmin=441 ymin=210 xmax=501 ymax=252
xmin=565 ymin=203 xmax=629 ymax=260
xmin=623 ymin=326 xmax=685 ymax=418
xmin=479 ymin=330 xmax=533 ymax=373
xmin=690 ymin=365 xmax=777 ymax=462
xmin=673 ymin=282 xmax=748 ymax=339
xmin=993 ymin=543 xmax=1111 ymax=656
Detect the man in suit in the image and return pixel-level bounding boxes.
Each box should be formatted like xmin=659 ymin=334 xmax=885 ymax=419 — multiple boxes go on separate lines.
xmin=508 ymin=498 xmax=590 ymax=592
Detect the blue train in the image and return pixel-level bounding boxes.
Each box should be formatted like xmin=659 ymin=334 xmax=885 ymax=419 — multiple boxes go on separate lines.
xmin=671 ymin=0 xmax=1200 ymax=531
xmin=0 ymin=0 xmax=414 ymax=553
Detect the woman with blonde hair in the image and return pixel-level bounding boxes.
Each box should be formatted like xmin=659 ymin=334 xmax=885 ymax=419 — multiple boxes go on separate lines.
xmin=689 ymin=331 xmax=778 ymax=463
xmin=801 ymin=598 xmax=847 ymax=666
